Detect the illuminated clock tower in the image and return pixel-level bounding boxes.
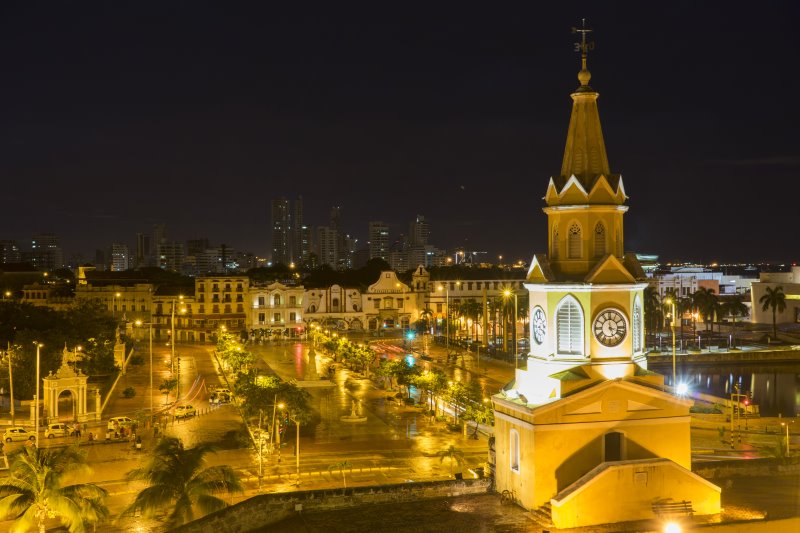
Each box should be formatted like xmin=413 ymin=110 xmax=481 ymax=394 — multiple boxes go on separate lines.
xmin=492 ymin=24 xmax=721 ymax=527
xmin=518 ymin=23 xmax=650 ymax=403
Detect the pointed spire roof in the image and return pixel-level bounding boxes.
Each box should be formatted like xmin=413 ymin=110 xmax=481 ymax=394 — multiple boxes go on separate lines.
xmin=550 ymin=21 xmax=621 ymax=201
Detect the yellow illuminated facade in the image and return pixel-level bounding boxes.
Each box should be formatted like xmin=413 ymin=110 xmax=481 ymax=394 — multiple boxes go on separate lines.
xmin=492 ymin=28 xmax=720 ymax=528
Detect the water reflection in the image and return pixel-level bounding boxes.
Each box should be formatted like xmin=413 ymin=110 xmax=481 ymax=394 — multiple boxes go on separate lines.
xmin=658 ymin=363 xmax=800 ymax=417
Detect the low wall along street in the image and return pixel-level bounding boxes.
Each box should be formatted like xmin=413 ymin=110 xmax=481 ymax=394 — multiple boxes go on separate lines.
xmin=692 ymin=456 xmax=800 ymax=480
xmin=173 ymin=478 xmax=491 ymax=533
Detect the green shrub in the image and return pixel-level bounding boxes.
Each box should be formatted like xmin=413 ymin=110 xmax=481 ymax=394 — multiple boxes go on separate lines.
xmin=123 ymin=387 xmax=136 ymax=399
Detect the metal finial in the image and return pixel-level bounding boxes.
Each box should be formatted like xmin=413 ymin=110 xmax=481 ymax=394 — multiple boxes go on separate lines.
xmin=571 ymin=18 xmax=595 ymax=77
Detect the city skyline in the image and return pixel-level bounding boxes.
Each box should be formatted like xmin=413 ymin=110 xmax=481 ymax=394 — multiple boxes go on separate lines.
xmin=0 ymin=3 xmax=798 ymax=264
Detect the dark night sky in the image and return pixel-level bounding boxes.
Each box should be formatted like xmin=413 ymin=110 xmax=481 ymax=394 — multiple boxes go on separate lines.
xmin=0 ymin=2 xmax=798 ymax=265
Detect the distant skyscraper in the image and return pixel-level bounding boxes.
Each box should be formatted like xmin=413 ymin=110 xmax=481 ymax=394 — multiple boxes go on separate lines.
xmin=29 ymin=233 xmax=63 ymax=271
xmin=135 ymin=232 xmax=151 ymax=268
xmin=317 ymin=226 xmax=338 ymax=269
xmin=110 ymin=243 xmax=130 ymax=271
xmin=271 ymin=197 xmax=291 ymax=265
xmin=0 ymin=240 xmax=21 ymax=264
xmin=158 ymin=241 xmax=185 ymax=272
xmin=409 ymin=215 xmax=430 ymax=246
xmin=368 ymin=221 xmax=389 ymax=261
xmin=293 ymin=197 xmax=311 ymax=265
xmin=186 ymin=238 xmax=210 ymax=256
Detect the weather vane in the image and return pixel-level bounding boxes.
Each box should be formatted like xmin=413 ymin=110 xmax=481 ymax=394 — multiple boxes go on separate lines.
xmin=571 ymin=18 xmax=595 ymax=69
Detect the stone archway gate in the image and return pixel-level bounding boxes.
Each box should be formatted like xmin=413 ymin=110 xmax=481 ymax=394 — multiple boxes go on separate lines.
xmin=41 ymin=347 xmax=91 ymax=423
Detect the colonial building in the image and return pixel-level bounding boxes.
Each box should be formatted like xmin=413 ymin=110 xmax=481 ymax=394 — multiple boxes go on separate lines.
xmin=492 ymin=31 xmax=720 ymax=528
xmin=304 ymin=283 xmax=365 ymax=331
xmin=247 ymin=281 xmax=305 ymax=340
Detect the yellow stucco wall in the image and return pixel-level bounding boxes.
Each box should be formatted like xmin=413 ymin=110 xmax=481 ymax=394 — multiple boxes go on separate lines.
xmin=550 ymin=460 xmax=721 ymax=529
xmin=494 ymin=381 xmax=693 ymax=511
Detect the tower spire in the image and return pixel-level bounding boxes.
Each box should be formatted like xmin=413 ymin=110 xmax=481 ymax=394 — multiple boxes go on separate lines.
xmin=557 ymin=19 xmax=610 ymax=186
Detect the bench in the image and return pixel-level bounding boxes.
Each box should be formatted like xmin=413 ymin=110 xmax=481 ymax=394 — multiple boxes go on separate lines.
xmin=652 ymin=500 xmax=695 ymax=517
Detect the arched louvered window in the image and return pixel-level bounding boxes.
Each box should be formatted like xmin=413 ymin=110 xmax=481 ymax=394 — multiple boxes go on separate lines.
xmin=556 ymin=295 xmax=584 ymax=356
xmin=633 ymin=296 xmax=643 ymax=353
xmin=594 ymin=222 xmax=606 ymax=258
xmin=552 ymin=224 xmax=559 ymax=259
xmin=568 ymin=223 xmax=582 ymax=259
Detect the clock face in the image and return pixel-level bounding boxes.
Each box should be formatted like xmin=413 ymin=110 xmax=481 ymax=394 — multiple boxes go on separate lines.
xmin=532 ymin=307 xmax=546 ymax=345
xmin=593 ymin=308 xmax=627 ymax=347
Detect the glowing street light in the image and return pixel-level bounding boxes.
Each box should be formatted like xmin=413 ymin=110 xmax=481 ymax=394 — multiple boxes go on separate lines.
xmin=781 ymin=422 xmax=790 ymax=456
xmin=664 ymin=296 xmax=678 ymax=391
xmin=135 ymin=319 xmax=155 ymax=418
xmin=33 ymin=341 xmax=43 ymax=448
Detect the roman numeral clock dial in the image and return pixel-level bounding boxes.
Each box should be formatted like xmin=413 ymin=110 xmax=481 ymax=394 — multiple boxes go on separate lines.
xmin=593 ymin=308 xmax=627 ymax=347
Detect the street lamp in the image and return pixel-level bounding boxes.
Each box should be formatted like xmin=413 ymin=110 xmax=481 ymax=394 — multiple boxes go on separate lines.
xmin=170 ymin=296 xmax=186 ymax=396
xmin=1 ymin=344 xmax=15 ymax=425
xmin=33 ymin=341 xmax=43 ymax=448
xmin=437 ymin=282 xmax=460 ymax=351
xmin=112 ymin=291 xmax=121 ymax=318
xmin=135 ymin=320 xmax=155 ymax=419
xmin=503 ymin=288 xmax=519 ymax=369
xmin=781 ymin=422 xmax=791 ymax=456
xmin=664 ymin=297 xmax=677 ymax=391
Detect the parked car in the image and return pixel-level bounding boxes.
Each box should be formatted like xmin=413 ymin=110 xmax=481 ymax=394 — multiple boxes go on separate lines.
xmin=45 ymin=423 xmax=75 ymax=439
xmin=175 ymin=405 xmax=196 ymax=418
xmin=4 ymin=426 xmax=35 ymax=443
xmin=210 ymin=392 xmax=231 ymax=405
xmin=107 ymin=416 xmax=134 ymax=431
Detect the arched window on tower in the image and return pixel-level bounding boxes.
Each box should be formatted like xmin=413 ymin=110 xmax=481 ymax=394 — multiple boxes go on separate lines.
xmin=551 ymin=224 xmax=559 ymax=259
xmin=568 ymin=223 xmax=582 ymax=259
xmin=633 ymin=296 xmax=643 ymax=353
xmin=556 ymin=295 xmax=584 ymax=356
xmin=594 ymin=222 xmax=606 ymax=258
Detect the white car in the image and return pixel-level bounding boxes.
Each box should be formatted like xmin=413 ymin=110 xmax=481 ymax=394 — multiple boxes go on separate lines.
xmin=45 ymin=423 xmax=75 ymax=439
xmin=108 ymin=416 xmax=134 ymax=430
xmin=175 ymin=405 xmax=196 ymax=418
xmin=4 ymin=427 xmax=36 ymax=443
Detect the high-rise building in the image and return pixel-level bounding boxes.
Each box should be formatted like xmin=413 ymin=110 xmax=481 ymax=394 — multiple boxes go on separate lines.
xmin=409 ymin=215 xmax=430 ymax=246
xmin=0 ymin=240 xmax=21 ymax=264
xmin=271 ymin=197 xmax=291 ymax=265
xmin=293 ymin=197 xmax=311 ymax=266
xmin=110 ymin=243 xmax=130 ymax=271
xmin=157 ymin=241 xmax=185 ymax=272
xmin=29 ymin=233 xmax=63 ymax=271
xmin=317 ymin=226 xmax=338 ymax=268
xmin=186 ymin=238 xmax=210 ymax=256
xmin=368 ymin=221 xmax=389 ymax=261
xmin=135 ymin=232 xmax=151 ymax=268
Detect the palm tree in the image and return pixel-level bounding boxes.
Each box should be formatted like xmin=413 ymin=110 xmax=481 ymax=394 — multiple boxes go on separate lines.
xmin=124 ymin=436 xmax=243 ymax=530
xmin=692 ymin=287 xmax=717 ymax=332
xmin=643 ymin=286 xmax=661 ymax=347
xmin=722 ymin=295 xmax=748 ymax=349
xmin=759 ymin=285 xmax=787 ymax=340
xmin=0 ymin=445 xmax=108 ymax=533
xmin=457 ymin=300 xmax=482 ymax=342
xmin=436 ymin=445 xmax=465 ymax=477
xmin=327 ymin=460 xmax=351 ymax=489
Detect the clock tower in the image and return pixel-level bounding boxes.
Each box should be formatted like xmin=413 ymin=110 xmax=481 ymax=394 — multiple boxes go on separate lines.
xmin=491 ymin=25 xmax=720 ymax=527
xmin=516 ymin=24 xmax=652 ymax=403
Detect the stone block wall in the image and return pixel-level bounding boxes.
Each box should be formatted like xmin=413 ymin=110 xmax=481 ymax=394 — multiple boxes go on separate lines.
xmin=173 ymin=478 xmax=491 ymax=533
